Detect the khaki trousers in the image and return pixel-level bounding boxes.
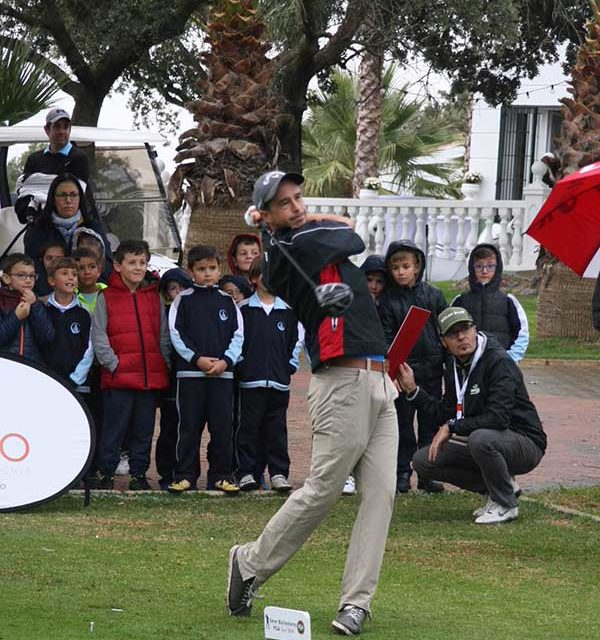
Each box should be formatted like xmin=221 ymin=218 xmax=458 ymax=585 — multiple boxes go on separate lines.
xmin=237 ymin=365 xmax=398 ymax=613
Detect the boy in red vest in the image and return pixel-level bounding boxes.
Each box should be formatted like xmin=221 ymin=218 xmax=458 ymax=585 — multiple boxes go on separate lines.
xmin=91 ymin=239 xmax=170 ymax=490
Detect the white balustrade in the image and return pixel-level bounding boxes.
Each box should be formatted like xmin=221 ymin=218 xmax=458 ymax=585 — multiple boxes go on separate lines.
xmin=305 ymin=171 xmax=547 ymax=279
xmin=455 ymin=207 xmax=467 ymax=260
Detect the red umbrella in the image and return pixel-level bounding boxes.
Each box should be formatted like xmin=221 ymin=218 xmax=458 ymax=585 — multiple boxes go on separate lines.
xmin=526 ymin=162 xmax=600 ymax=276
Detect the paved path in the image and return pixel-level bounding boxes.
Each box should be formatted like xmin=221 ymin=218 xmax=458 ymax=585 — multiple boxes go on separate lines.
xmin=142 ymin=360 xmax=600 ymax=492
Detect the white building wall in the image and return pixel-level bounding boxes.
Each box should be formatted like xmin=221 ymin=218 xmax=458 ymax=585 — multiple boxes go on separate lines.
xmin=469 ymin=52 xmax=570 ymax=200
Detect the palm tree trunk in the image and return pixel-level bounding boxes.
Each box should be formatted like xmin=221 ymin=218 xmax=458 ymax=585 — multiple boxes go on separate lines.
xmin=186 ymin=205 xmax=256 ymax=273
xmin=352 ymin=49 xmax=383 ymax=197
xmin=537 ymin=264 xmax=598 ymax=340
xmin=536 ymin=1 xmax=600 ymax=339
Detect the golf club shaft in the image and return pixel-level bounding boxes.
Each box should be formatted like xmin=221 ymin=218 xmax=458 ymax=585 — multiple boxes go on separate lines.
xmin=260 ymin=224 xmax=318 ymax=291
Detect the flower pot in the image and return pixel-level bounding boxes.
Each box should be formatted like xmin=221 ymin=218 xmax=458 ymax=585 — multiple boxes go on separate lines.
xmin=359 ymin=188 xmax=379 ymax=199
xmin=461 ymin=183 xmax=481 ymax=200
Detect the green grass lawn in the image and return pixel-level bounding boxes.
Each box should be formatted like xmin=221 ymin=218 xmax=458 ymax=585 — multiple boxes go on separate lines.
xmin=2 ymin=490 xmax=599 ymax=639
xmin=435 ymin=281 xmax=600 ymax=360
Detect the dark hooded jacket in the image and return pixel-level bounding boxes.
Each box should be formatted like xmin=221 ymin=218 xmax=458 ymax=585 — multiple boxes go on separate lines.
xmin=158 ymin=268 xmax=194 ymax=301
xmin=378 ymin=240 xmax=447 ymax=383
xmin=226 ymin=233 xmax=262 ymax=276
xmin=261 ymin=221 xmax=386 ymax=371
xmin=451 ymin=243 xmax=528 ymax=361
xmin=0 ymin=286 xmax=55 ymax=363
xmin=218 ymin=275 xmax=254 ymax=300
xmin=409 ymin=333 xmax=546 ymax=453
xmin=23 ymin=173 xmax=112 ymax=297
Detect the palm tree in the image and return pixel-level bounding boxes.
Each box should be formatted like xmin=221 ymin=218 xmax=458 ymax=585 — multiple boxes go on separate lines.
xmin=352 ymin=28 xmax=384 ymax=197
xmin=169 ymin=0 xmax=282 ymax=260
xmin=0 ymin=41 xmax=61 ymax=125
xmin=302 ymin=66 xmax=463 ymax=198
xmin=536 ymin=0 xmax=600 ymax=341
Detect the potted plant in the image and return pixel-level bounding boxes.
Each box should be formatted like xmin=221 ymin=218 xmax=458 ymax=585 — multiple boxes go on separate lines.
xmin=359 ymin=176 xmax=381 ymax=199
xmin=461 ymin=171 xmax=482 ymax=200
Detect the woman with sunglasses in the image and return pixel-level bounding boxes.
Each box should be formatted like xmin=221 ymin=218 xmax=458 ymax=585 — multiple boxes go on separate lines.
xmin=24 ymin=173 xmax=112 ymax=296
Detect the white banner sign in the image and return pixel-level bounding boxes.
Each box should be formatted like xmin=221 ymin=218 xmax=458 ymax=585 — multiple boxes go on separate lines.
xmin=264 ymin=606 xmax=311 ymax=640
xmin=0 ymin=355 xmax=93 ymax=512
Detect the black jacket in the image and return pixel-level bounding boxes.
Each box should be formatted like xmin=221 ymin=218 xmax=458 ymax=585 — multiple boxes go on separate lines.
xmin=0 ymin=286 xmax=55 ymax=363
xmin=378 ymin=240 xmax=447 ymax=382
xmin=24 ymin=216 xmax=111 ymax=297
xmin=410 ymin=333 xmax=546 ymax=452
xmin=15 ymin=146 xmax=90 ymax=223
xmin=261 ymin=221 xmax=386 ymax=371
xmin=451 ymin=244 xmax=528 ymax=359
xmin=168 ymin=284 xmax=243 ymax=378
xmin=43 ymin=295 xmax=93 ymax=386
xmin=236 ymin=293 xmax=300 ymax=390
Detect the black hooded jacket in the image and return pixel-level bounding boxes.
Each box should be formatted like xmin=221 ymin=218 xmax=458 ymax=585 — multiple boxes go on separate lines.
xmin=261 ymin=220 xmax=386 ymax=371
xmin=410 ymin=333 xmax=546 ymax=452
xmin=451 ymin=243 xmax=528 ymax=359
xmin=377 ymin=240 xmax=447 ymax=383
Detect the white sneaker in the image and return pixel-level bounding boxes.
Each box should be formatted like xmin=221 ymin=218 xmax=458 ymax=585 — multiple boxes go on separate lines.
xmin=473 ymin=478 xmax=522 ymax=517
xmin=342 ymin=475 xmax=356 ymax=496
xmin=473 ymin=496 xmax=493 ymax=518
xmin=238 ymin=474 xmax=258 ymax=491
xmin=270 ymin=474 xmax=292 ymax=492
xmin=115 ymin=453 xmax=129 ymax=476
xmin=475 ymin=500 xmax=519 ymax=524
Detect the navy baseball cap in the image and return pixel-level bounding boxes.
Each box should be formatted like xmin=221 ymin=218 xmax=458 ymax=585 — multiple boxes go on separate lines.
xmin=252 ymin=171 xmax=304 ymax=210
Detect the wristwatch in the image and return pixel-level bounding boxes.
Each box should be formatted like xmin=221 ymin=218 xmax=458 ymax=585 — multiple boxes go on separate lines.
xmin=447 ymin=418 xmax=456 ymax=433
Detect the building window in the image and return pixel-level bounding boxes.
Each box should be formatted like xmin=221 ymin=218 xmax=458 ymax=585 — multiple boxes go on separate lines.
xmin=496 ymin=106 xmax=562 ymax=200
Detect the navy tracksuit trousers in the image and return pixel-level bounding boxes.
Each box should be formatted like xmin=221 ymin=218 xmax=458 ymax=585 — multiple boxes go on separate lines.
xmin=395 ymin=376 xmax=442 ymax=477
xmin=175 ymin=377 xmax=234 ymax=486
xmin=236 ymin=387 xmax=290 ymax=479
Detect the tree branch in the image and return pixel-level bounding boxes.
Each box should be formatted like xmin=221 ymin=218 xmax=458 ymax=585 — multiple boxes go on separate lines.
xmin=313 ymin=0 xmax=369 ymax=72
xmin=35 ymin=0 xmax=96 ymax=86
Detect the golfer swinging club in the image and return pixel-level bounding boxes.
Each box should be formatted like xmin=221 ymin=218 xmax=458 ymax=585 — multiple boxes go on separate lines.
xmin=227 ymin=171 xmax=399 ymax=636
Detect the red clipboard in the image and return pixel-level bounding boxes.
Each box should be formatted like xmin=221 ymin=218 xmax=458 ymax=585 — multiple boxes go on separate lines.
xmin=387 ymin=305 xmax=431 ymax=380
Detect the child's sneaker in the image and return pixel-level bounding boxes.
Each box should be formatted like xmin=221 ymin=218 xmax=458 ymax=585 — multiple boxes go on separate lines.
xmin=129 ymin=475 xmax=151 ymax=491
xmin=214 ymin=479 xmax=240 ymax=494
xmin=168 ymin=478 xmax=193 ymax=493
xmin=342 ymin=475 xmax=356 ymax=496
xmin=98 ymin=474 xmax=114 ymax=490
xmin=115 ymin=452 xmax=130 ymax=476
xmin=270 ymin=474 xmax=292 ymax=493
xmin=238 ymin=474 xmax=258 ymax=491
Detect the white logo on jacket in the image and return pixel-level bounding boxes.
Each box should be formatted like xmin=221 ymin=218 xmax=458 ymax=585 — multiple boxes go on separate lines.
xmin=470 ymin=384 xmax=480 ymax=395
xmin=277 ymin=321 xmax=285 ymax=331
xmin=219 ymin=309 xmax=229 ymax=322
xmin=70 ymin=322 xmax=81 ymax=335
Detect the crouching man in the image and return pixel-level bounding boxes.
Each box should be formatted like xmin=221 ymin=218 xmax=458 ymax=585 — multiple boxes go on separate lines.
xmin=397 ymin=307 xmax=546 ymax=524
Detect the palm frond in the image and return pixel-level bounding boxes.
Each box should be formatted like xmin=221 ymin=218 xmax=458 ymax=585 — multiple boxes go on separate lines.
xmin=0 ymin=41 xmax=62 ymax=125
xmin=302 ymin=65 xmax=464 ymax=197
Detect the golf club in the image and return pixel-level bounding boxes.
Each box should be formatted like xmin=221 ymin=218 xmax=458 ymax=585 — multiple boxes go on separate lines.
xmin=259 ymin=223 xmax=354 ymax=318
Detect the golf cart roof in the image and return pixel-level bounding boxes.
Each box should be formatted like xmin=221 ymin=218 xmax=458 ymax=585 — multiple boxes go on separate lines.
xmin=0 ymin=125 xmax=165 ymax=146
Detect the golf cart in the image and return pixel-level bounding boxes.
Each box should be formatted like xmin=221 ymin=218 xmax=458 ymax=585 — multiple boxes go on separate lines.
xmin=0 ymin=125 xmax=183 ymax=272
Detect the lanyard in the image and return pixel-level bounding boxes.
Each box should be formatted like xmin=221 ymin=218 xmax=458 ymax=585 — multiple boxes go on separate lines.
xmin=452 ymin=333 xmax=486 ymax=419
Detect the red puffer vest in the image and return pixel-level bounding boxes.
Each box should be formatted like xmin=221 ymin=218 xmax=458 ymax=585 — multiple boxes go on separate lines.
xmin=101 ymin=272 xmax=169 ymax=391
